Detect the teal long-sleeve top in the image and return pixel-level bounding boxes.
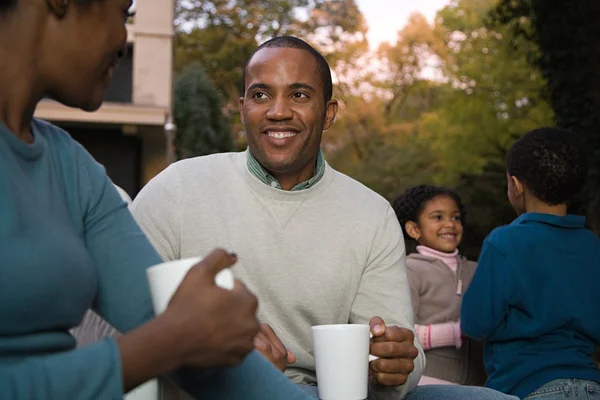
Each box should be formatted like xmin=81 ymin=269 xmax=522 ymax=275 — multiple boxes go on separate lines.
xmin=0 ymin=119 xmax=160 ymax=398
xmin=0 ymin=119 xmax=310 ymax=400
xmin=461 ymin=213 xmax=600 ymax=398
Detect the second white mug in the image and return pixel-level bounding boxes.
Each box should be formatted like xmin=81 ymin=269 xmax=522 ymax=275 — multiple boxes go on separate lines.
xmin=311 ymin=324 xmax=375 ymax=400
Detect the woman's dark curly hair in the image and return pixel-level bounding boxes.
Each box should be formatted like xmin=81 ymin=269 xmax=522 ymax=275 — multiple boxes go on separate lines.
xmin=392 ymin=185 xmax=466 ymax=244
xmin=506 ymin=127 xmax=587 ymax=206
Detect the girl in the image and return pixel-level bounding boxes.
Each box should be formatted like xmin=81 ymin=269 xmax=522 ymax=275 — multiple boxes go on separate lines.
xmin=392 ymin=185 xmax=486 ymax=386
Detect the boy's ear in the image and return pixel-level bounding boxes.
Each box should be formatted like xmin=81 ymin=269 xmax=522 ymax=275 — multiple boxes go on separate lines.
xmin=404 ymin=221 xmax=420 ymax=241
xmin=511 ymin=175 xmax=525 ymax=197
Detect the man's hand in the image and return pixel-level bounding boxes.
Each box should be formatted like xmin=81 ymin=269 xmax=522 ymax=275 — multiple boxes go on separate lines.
xmin=368 ymin=316 xmax=418 ymax=387
xmin=253 ymin=323 xmax=296 ymax=372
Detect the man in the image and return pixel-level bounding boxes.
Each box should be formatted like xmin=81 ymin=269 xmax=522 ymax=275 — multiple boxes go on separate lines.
xmin=132 ymin=36 xmax=514 ymax=400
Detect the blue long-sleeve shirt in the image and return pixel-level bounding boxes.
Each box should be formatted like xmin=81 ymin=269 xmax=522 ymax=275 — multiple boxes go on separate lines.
xmin=461 ymin=213 xmax=600 ymax=399
xmin=0 ymin=119 xmax=310 ymax=399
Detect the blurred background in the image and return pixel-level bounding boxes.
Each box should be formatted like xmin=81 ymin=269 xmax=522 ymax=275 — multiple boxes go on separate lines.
xmin=36 ymin=0 xmax=600 ymax=257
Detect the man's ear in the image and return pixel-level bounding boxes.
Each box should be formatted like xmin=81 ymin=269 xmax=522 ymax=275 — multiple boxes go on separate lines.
xmin=46 ymin=0 xmax=71 ymax=18
xmin=323 ymin=99 xmax=338 ymax=131
xmin=238 ymin=97 xmax=245 ymax=125
xmin=404 ymin=221 xmax=420 ymax=241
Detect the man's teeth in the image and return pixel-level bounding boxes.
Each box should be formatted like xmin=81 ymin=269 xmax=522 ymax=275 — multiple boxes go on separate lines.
xmin=268 ymin=132 xmax=296 ymax=139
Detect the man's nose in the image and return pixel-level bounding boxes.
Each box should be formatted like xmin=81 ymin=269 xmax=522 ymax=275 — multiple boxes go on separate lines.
xmin=266 ymin=96 xmax=293 ymax=120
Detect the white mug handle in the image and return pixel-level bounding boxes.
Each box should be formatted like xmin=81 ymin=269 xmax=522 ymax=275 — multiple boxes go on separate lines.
xmin=369 ymin=332 xmax=379 ymax=361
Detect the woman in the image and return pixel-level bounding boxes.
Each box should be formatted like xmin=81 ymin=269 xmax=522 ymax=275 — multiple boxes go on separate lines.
xmin=0 ymin=0 xmax=310 ymax=398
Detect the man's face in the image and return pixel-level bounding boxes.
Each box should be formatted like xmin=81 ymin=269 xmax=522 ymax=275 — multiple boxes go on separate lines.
xmin=239 ymin=47 xmax=337 ymax=178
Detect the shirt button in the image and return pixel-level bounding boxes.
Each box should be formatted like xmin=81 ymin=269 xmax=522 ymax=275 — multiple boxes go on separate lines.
xmin=270 ymin=181 xmax=278 ymax=188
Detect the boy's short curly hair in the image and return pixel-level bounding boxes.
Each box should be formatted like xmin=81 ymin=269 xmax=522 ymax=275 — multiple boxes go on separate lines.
xmin=392 ymin=185 xmax=466 ymax=240
xmin=506 ymin=127 xmax=587 ymax=206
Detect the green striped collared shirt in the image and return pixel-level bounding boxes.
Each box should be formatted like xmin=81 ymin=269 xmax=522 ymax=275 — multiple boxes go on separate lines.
xmin=246 ymin=149 xmax=325 ymax=191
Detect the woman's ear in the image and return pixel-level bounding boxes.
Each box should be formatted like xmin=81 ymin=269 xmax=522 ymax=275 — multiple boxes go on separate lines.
xmin=404 ymin=221 xmax=420 ymax=241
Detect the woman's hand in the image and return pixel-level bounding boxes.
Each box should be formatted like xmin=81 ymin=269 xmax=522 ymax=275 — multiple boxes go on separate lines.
xmin=117 ymin=249 xmax=260 ymax=391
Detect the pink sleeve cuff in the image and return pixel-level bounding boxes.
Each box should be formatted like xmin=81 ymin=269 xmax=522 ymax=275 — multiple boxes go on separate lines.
xmin=415 ymin=321 xmax=461 ymax=350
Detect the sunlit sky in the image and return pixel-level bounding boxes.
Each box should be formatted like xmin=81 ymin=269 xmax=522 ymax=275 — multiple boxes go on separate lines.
xmin=355 ymin=0 xmax=451 ymax=48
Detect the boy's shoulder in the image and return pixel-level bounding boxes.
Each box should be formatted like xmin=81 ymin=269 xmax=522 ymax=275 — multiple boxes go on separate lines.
xmin=483 ymin=223 xmax=523 ymax=255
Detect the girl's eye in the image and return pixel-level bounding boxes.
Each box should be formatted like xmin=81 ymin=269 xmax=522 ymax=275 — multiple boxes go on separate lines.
xmin=432 ymin=215 xmax=442 ymax=220
xmin=453 ymin=216 xmax=462 ymax=221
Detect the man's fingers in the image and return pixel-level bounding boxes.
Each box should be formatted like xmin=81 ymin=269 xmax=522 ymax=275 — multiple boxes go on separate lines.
xmin=260 ymin=324 xmax=287 ymax=354
xmin=370 ymin=356 xmax=414 ymax=375
xmin=384 ymin=326 xmax=415 ymax=343
xmin=371 ymin=371 xmax=410 ymax=387
xmin=369 ymin=316 xmax=386 ymax=337
xmin=253 ymin=332 xmax=272 ymax=354
xmin=287 ymin=350 xmax=296 ymax=364
xmin=370 ymin=338 xmax=418 ymax=359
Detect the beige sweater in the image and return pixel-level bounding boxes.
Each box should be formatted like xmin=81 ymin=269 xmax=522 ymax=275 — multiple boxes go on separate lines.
xmin=406 ymin=253 xmax=486 ymax=385
xmin=131 ymin=151 xmax=425 ymax=399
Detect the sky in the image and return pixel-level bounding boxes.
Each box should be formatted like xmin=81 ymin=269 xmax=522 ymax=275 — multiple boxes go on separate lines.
xmin=355 ymin=0 xmax=451 ymax=49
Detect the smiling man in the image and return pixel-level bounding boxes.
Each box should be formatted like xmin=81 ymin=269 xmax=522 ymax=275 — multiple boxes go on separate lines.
xmin=131 ymin=37 xmax=514 ymax=400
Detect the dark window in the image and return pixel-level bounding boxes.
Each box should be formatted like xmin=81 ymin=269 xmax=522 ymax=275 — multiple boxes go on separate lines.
xmin=69 ymin=127 xmax=142 ymax=197
xmin=103 ymin=44 xmax=134 ymax=104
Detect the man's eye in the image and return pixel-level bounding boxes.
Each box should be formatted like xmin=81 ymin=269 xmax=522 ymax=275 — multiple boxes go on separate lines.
xmin=253 ymin=92 xmax=266 ymax=99
xmin=293 ymin=92 xmax=308 ymax=98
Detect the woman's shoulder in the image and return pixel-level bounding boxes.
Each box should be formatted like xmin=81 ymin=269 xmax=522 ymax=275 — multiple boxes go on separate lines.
xmin=33 ymin=118 xmax=99 ymax=167
xmin=33 ymin=118 xmax=73 ymax=144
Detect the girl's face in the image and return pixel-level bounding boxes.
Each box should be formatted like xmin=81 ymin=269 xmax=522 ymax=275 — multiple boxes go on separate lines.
xmin=406 ymin=195 xmax=463 ymax=253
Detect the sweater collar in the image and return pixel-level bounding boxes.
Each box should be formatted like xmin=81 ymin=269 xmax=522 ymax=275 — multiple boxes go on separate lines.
xmin=512 ymin=213 xmax=585 ymax=229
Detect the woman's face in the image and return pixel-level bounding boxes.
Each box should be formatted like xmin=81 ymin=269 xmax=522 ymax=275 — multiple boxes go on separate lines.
xmin=40 ymin=0 xmax=132 ymax=111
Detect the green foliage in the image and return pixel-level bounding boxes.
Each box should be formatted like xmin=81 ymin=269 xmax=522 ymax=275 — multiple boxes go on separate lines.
xmin=418 ymin=0 xmax=553 ymax=183
xmin=175 ymin=0 xmax=367 ymax=104
xmin=492 ymin=0 xmax=600 ymax=233
xmin=173 ymin=63 xmax=234 ymax=159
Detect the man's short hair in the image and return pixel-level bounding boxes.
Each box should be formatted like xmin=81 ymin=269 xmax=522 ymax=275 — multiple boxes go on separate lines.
xmin=241 ymin=36 xmax=333 ymax=103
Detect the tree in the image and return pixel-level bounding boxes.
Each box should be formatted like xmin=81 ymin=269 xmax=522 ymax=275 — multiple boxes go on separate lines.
xmin=493 ymin=0 xmax=600 ymax=232
xmin=326 ymin=13 xmax=447 ymax=186
xmin=173 ymin=63 xmax=234 ymax=159
xmin=416 ymin=0 xmax=553 ymax=184
xmin=175 ymin=0 xmax=367 ymax=103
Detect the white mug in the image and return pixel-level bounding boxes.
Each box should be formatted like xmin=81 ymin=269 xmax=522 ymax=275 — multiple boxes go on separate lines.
xmin=311 ymin=324 xmax=377 ymax=400
xmin=146 ymin=257 xmax=234 ymax=315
